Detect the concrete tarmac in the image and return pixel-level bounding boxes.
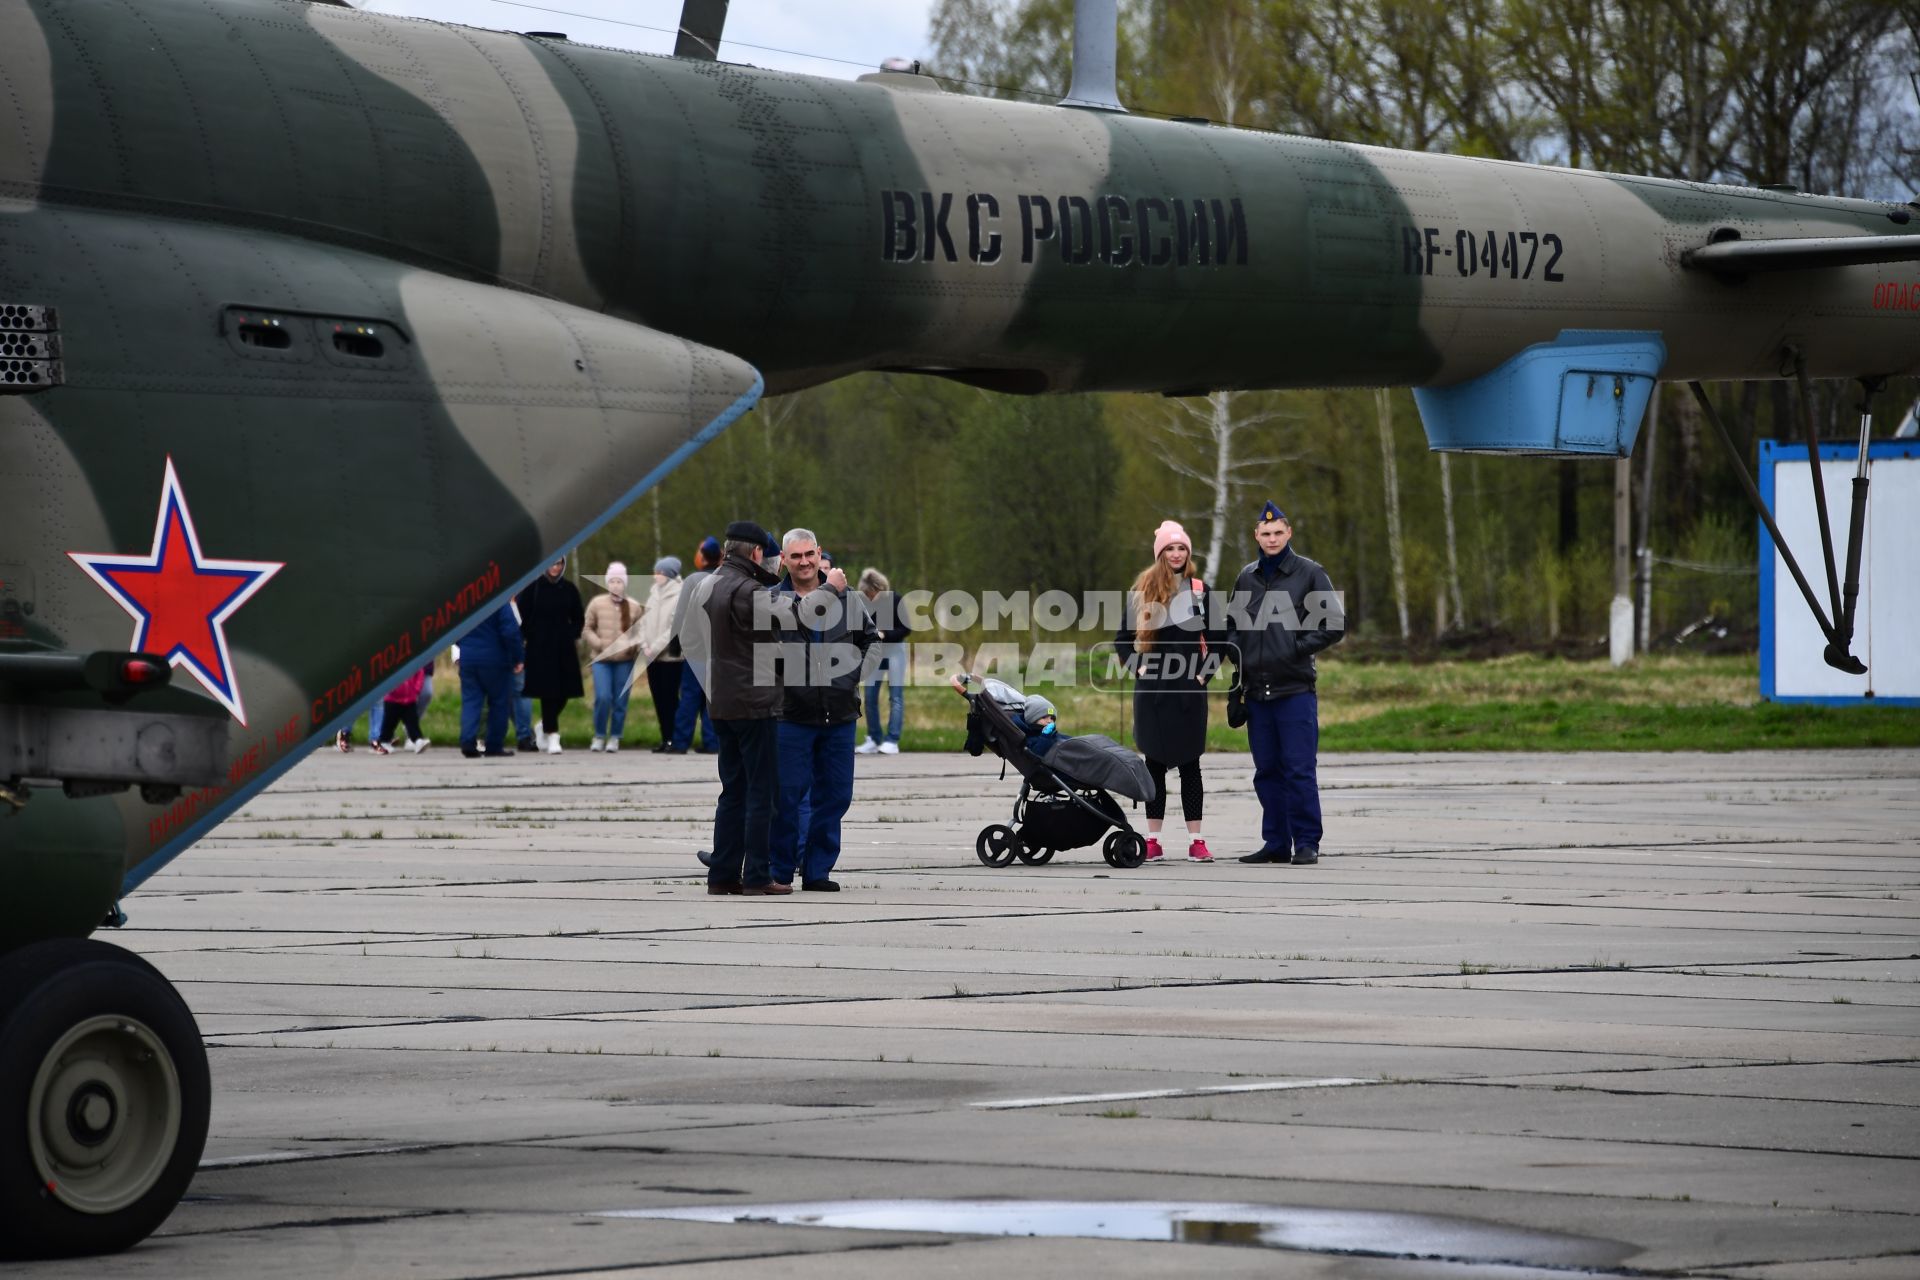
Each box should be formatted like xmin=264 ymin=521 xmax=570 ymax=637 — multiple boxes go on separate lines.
xmin=31 ymin=748 xmax=1920 ymax=1278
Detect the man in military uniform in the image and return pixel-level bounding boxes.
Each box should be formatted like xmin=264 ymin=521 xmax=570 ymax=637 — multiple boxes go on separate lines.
xmin=1226 ymin=502 xmax=1345 ymax=866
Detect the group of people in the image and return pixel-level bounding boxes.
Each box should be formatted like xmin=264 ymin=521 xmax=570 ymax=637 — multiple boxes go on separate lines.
xmin=449 ymin=542 xmax=726 ymax=759
xmin=698 ymin=499 xmax=1342 ymax=895
xmin=347 ymin=497 xmax=1344 ymax=886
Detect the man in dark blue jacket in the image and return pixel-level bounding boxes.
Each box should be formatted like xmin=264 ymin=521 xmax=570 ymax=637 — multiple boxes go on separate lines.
xmin=1225 ymin=501 xmax=1344 ymax=865
xmin=458 ymin=602 xmax=525 ymax=758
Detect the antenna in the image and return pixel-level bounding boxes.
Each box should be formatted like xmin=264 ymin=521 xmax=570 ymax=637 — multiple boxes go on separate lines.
xmin=674 ymin=0 xmax=729 ymax=61
xmin=1059 ymin=0 xmax=1126 ymax=113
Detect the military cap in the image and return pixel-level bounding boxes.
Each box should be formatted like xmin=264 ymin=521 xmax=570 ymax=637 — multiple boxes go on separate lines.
xmin=1257 ymin=500 xmax=1287 ymax=524
xmin=724 ymin=520 xmax=770 ymax=546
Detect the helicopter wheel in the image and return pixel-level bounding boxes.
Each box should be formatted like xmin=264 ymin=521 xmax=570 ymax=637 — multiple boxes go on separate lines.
xmin=0 ymin=938 xmax=210 ymax=1259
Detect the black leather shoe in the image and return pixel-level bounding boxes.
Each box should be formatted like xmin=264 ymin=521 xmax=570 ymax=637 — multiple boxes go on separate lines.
xmin=695 ymin=745 xmax=719 ymax=755
xmin=661 ymin=744 xmax=689 ymax=755
xmin=482 ymin=747 xmax=515 ymax=758
xmin=516 ymin=737 xmax=537 ymax=752
xmin=651 ymin=743 xmax=673 ymax=753
xmin=460 ymin=742 xmax=481 ymax=759
xmin=1291 ymin=845 xmax=1320 ymax=865
xmin=801 ymin=879 xmax=840 ymax=892
xmin=706 ymin=882 xmax=743 ymax=895
xmin=696 ymin=849 xmax=714 ymax=867
xmin=1237 ymin=849 xmax=1290 ymax=864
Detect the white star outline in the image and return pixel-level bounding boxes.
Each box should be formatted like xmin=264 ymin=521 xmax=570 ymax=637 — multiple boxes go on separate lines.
xmin=68 ymin=457 xmax=285 ymax=725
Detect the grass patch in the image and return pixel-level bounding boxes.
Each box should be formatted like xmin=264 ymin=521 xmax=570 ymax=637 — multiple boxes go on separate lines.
xmin=1320 ymin=700 xmax=1920 ymax=753
xmin=382 ymin=653 xmax=1918 ymax=754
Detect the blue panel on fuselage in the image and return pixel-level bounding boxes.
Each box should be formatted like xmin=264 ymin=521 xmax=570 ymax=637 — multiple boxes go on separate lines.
xmin=1413 ymin=330 xmax=1667 ymax=457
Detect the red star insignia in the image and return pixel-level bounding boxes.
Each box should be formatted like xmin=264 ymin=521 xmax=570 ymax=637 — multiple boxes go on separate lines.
xmin=69 ymin=458 xmax=283 ymax=725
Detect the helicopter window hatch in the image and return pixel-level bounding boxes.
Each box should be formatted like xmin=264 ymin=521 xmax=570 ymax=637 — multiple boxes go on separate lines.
xmin=236 ymin=322 xmax=292 ymax=350
xmin=332 ymin=329 xmax=383 ymax=359
xmin=223 ymin=308 xmax=308 ymax=363
xmin=318 ymin=318 xmax=409 ymax=371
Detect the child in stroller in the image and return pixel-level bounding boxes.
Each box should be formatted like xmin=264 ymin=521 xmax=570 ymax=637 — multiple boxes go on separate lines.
xmin=954 ymin=676 xmax=1064 ymax=759
xmin=950 ymin=674 xmax=1154 ymax=869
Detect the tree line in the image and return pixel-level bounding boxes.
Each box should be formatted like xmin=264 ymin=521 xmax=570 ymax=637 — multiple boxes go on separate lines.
xmin=581 ymin=0 xmax=1918 ymax=653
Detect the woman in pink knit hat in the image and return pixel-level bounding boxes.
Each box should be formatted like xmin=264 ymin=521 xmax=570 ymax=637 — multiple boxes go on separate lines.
xmin=1114 ymin=519 xmax=1223 ymax=862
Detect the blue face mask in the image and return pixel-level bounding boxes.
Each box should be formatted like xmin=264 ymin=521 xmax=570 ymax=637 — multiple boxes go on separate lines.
xmin=1040 ymin=722 xmax=1056 ymax=735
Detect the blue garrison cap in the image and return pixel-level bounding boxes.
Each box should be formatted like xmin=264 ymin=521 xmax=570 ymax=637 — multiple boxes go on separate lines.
xmin=1258 ymin=500 xmax=1288 ymax=524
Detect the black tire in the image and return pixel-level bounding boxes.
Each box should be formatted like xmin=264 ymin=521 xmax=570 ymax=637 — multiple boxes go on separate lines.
xmin=0 ymin=939 xmax=210 ymax=1259
xmin=1014 ymin=842 xmax=1055 ymax=865
xmin=1102 ymin=831 xmax=1147 ymax=869
xmin=974 ymin=824 xmax=1020 ymax=867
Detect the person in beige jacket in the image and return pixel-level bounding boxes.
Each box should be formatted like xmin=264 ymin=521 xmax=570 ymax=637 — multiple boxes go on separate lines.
xmin=629 ymin=557 xmax=686 ymax=752
xmin=583 ymin=562 xmax=642 ymax=752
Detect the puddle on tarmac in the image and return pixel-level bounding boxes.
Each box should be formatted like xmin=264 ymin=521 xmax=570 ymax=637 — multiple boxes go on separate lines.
xmin=599 ymin=1199 xmax=1637 ymax=1270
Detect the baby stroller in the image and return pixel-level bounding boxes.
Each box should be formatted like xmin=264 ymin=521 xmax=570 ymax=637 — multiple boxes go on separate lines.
xmin=957 ymin=676 xmax=1154 ymax=870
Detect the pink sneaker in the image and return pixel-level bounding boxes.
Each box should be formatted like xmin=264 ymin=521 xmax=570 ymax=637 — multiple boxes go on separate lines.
xmin=1188 ymin=839 xmax=1214 ymax=862
xmin=1143 ymin=838 xmax=1164 ymax=861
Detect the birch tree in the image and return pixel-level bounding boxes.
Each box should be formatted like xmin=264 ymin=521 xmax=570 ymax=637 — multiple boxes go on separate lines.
xmin=1373 ymin=389 xmax=1412 ymax=641
xmin=1438 ymin=454 xmax=1465 ymax=631
xmin=1149 ymin=392 xmax=1299 ymax=579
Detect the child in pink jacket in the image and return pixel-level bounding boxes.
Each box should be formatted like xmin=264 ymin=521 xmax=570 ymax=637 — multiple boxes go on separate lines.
xmin=377 ymin=666 xmax=431 ymax=754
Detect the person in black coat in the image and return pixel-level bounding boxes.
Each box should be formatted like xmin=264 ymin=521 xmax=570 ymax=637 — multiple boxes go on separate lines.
xmin=1114 ymin=519 xmax=1223 ymax=863
xmin=516 ymin=558 xmax=585 ymax=752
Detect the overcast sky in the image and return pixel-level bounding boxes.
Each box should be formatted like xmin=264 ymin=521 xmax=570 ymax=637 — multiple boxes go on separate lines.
xmin=355 ymin=1 xmax=939 ymax=80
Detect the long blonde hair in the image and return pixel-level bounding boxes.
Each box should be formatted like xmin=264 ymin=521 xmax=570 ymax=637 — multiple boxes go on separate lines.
xmin=1130 ymin=554 xmax=1181 ymax=652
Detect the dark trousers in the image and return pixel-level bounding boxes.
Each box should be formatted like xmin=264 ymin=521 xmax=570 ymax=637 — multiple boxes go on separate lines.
xmin=1146 ymin=757 xmax=1204 ymax=823
xmin=384 ymin=701 xmax=424 ymax=744
xmin=711 ymin=717 xmax=778 ymax=888
xmin=459 ymin=664 xmax=513 ymax=752
xmin=539 ymin=697 xmax=567 ymax=735
xmin=771 ymin=720 xmax=856 ymax=884
xmin=646 ymin=659 xmax=682 ymax=744
xmin=1247 ymin=691 xmax=1322 ymax=852
xmin=671 ymin=662 xmax=714 ymax=750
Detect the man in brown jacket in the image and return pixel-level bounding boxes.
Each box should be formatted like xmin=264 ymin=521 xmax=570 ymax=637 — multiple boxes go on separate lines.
xmin=699 ymin=521 xmax=788 ymax=895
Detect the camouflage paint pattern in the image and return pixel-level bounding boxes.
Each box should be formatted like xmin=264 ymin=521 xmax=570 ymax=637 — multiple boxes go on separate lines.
xmin=1 ymin=0 xmax=1916 ymax=943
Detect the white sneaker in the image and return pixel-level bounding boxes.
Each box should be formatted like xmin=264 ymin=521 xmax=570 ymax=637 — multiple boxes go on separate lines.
xmin=547 ymin=735 xmax=562 ymax=754
xmin=878 ymin=741 xmax=900 ymax=755
xmin=605 ymin=739 xmax=620 ymax=753
xmin=408 ymin=737 xmax=430 ymax=754
xmin=590 ymin=736 xmax=605 ymax=752
xmin=856 ymin=738 xmax=880 ymax=755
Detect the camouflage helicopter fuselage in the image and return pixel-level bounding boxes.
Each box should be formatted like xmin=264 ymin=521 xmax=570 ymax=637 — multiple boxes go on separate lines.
xmin=2 ymin=0 xmax=1918 ymax=944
